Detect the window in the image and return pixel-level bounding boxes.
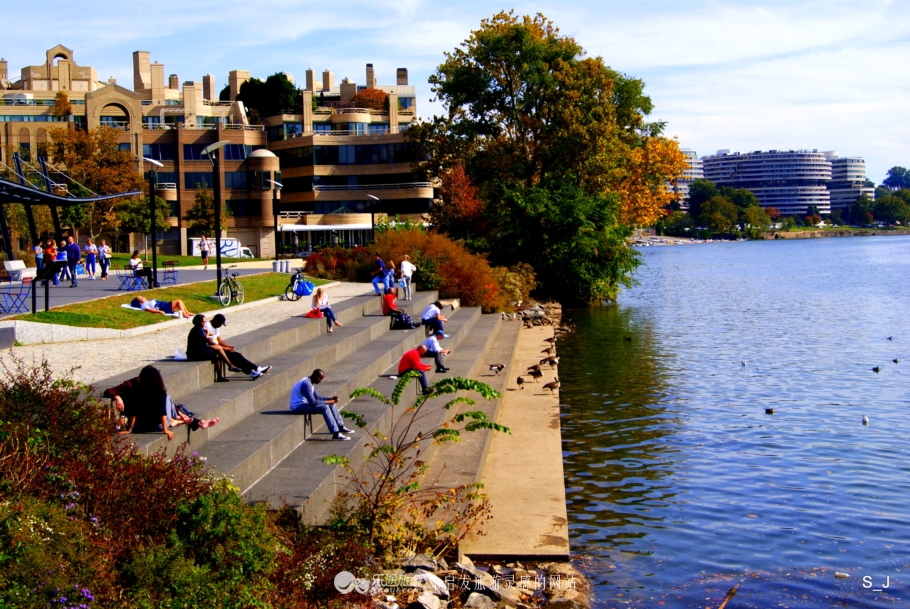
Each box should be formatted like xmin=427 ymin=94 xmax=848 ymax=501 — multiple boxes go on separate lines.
xmin=145 ymin=171 xmax=177 ymax=186
xmin=314 ymin=123 xmax=332 ymax=134
xmin=143 ymin=143 xmax=176 ymax=161
xmin=370 ymin=123 xmax=390 ymax=135
xmin=100 ymin=116 xmax=129 ymax=129
xmin=184 ymin=172 xmax=213 ymax=189
xmin=261 ymin=170 xmax=272 ymax=190
xmin=226 ymin=200 xmax=262 ymax=217
xmin=225 ymin=171 xmax=247 ymax=189
xmin=0 ymin=115 xmax=66 ymax=122
xmin=223 ymin=144 xmax=252 ymax=161
xmin=399 ymin=97 xmax=415 ymax=109
xmin=266 ymin=126 xmax=283 ymax=142
xmin=276 ymin=146 xmax=313 ymax=168
xmin=183 ymin=143 xmax=208 ymax=160
xmin=118 ymin=143 xmax=131 ymax=152
xmin=196 ymin=116 xmax=221 ymax=128
xmin=144 ymin=116 xmax=161 ymax=128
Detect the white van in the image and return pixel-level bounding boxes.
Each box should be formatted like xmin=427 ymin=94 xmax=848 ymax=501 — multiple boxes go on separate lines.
xmin=189 ymin=238 xmax=254 ymax=258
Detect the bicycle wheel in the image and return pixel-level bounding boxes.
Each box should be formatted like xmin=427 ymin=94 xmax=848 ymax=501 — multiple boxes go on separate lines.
xmin=285 ymin=278 xmax=301 ymax=301
xmin=218 ymin=281 xmax=232 ymax=306
xmin=234 ymin=282 xmax=244 ymax=305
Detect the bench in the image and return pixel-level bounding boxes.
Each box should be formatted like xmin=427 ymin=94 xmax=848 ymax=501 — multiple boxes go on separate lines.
xmin=3 ymin=260 xmax=37 ymax=282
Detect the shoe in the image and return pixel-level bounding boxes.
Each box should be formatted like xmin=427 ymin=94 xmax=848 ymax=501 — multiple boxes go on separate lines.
xmin=327 ymin=328 xmax=333 ymax=333
xmin=216 ymin=377 xmax=230 ymax=383
xmin=250 ymin=370 xmax=262 ymax=380
xmin=443 ymin=333 xmax=450 ymax=338
xmin=228 ymin=366 xmax=242 ymax=373
xmin=340 ymin=426 xmax=355 ymax=434
xmin=257 ymin=365 xmax=272 ymax=375
xmin=436 ymin=368 xmax=449 ymax=373
xmin=333 ymin=433 xmax=352 ymax=441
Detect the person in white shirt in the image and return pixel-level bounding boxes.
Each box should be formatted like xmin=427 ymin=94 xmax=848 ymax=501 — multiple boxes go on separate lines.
xmin=421 ymin=301 xmax=449 ymax=336
xmin=311 ymin=287 xmax=342 ymax=332
xmin=421 ymin=331 xmax=451 ymax=372
xmin=83 ymin=238 xmax=98 ymax=279
xmin=98 ymin=239 xmax=112 ymax=280
xmin=203 ymin=313 xmax=272 ymax=379
xmin=399 ymin=255 xmax=417 ymax=300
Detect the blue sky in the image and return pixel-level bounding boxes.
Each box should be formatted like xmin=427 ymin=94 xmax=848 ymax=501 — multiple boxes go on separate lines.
xmin=4 ymin=0 xmax=908 ymax=182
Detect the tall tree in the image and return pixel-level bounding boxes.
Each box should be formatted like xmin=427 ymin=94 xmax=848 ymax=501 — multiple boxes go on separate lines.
xmin=47 ymin=126 xmax=145 ymax=239
xmin=882 ymin=166 xmax=910 ymax=191
xmin=700 ymin=196 xmax=738 ymax=234
xmin=411 ymin=11 xmax=687 ymax=227
xmin=686 ymin=179 xmax=719 ymax=221
xmin=237 ymin=73 xmax=301 ymax=122
xmin=429 ymin=164 xmax=487 ymax=245
xmin=183 ymin=188 xmax=230 ymax=236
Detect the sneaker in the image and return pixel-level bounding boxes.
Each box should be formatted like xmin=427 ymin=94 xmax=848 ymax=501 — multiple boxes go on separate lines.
xmin=257 ymin=365 xmax=272 ymax=375
xmin=436 ymin=367 xmax=449 ymax=373
xmin=250 ymin=370 xmax=262 ymax=380
xmin=443 ymin=333 xmax=450 ymax=338
xmin=228 ymin=366 xmax=242 ymax=373
xmin=333 ymin=433 xmax=351 ymax=441
xmin=340 ymin=426 xmax=355 ymax=434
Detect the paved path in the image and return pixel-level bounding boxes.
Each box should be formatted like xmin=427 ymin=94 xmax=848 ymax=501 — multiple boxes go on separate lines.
xmin=1 ymin=263 xmax=279 ymax=318
xmin=0 ymin=282 xmax=376 ymax=389
xmin=462 ymin=325 xmax=570 ymax=559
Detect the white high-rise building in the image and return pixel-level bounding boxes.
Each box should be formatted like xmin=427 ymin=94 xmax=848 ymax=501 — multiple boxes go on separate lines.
xmin=671 ymin=149 xmax=703 ymax=209
xmin=824 ymin=152 xmax=875 ymax=211
xmin=702 ymin=149 xmax=832 ymax=216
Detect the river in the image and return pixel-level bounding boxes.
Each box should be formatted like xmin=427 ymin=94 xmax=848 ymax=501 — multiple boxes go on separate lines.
xmin=557 ymin=236 xmax=909 ymax=608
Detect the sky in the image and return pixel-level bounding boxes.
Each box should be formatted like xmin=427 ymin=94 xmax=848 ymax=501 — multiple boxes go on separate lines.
xmin=3 ymin=0 xmax=908 ymax=183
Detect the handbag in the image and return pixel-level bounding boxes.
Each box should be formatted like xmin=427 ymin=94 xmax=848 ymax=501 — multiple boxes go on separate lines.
xmin=305 ymin=308 xmax=324 ymax=318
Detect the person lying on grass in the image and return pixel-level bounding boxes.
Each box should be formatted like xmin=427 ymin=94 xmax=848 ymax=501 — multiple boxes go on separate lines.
xmin=103 ymin=365 xmax=219 ymax=441
xmin=131 ymin=295 xmax=194 ymax=318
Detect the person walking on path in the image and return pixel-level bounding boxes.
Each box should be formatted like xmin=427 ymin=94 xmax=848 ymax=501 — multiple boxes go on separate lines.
xmin=64 ymin=236 xmax=81 ymax=288
xmin=422 ymin=331 xmax=451 ymax=373
xmin=292 ymin=232 xmax=299 ymax=255
xmin=199 ymin=236 xmax=210 ymax=270
xmin=289 ymin=369 xmax=355 ymax=441
xmin=45 ymin=240 xmax=59 ymax=287
xmin=56 ymin=240 xmax=70 ymax=284
xmin=98 ymin=239 xmax=111 ymax=280
xmin=83 ymin=238 xmax=98 ymax=280
xmin=371 ymin=254 xmax=389 ymax=296
xmin=312 ymin=287 xmax=342 ymax=333
xmin=398 ymin=344 xmax=433 ymax=394
xmin=33 ymin=243 xmax=44 ymax=275
xmin=399 ymin=255 xmax=416 ymax=300
xmin=421 ymin=301 xmax=449 ymax=337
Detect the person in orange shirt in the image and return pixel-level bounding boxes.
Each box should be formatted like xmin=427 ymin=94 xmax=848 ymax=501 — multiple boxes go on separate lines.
xmin=398 ymin=344 xmax=433 ymax=394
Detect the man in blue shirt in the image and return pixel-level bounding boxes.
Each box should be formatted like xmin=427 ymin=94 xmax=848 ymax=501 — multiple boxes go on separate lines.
xmin=371 ymin=254 xmax=388 ymax=296
xmin=64 ymin=236 xmax=81 ymax=287
xmin=289 ymin=369 xmax=355 ymax=441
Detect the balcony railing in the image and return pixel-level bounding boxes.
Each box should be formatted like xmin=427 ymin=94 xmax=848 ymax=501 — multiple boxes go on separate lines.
xmin=314 ymin=182 xmax=431 ymax=192
xmin=202 ymin=100 xmax=233 ymax=107
xmin=224 ymin=124 xmax=265 ymax=131
xmin=154 ymin=182 xmax=177 ymax=190
xmin=100 ymin=121 xmax=130 ymax=130
xmin=285 ymin=127 xmax=399 ymax=140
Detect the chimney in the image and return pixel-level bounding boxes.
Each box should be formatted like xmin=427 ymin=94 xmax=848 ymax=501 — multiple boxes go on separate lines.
xmin=340 ymin=78 xmax=357 ymax=102
xmin=322 ymin=69 xmax=334 ymax=91
xmin=366 ymin=63 xmax=376 ymax=89
xmin=168 ymin=74 xmax=179 ymax=90
xmin=228 ymin=70 xmax=250 ymax=102
xmin=202 ymin=74 xmax=216 ymax=101
xmin=396 ymin=68 xmax=408 ymax=85
xmin=305 ymin=68 xmax=321 ymax=92
xmin=132 ymin=51 xmax=151 ymax=92
xmin=0 ymin=59 xmax=7 ymax=82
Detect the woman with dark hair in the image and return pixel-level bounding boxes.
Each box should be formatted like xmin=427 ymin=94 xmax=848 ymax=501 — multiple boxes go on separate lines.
xmin=187 ymin=314 xmax=233 ymax=382
xmin=103 ymin=365 xmax=219 ymax=440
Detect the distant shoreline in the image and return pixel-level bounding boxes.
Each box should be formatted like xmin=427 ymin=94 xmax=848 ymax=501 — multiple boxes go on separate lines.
xmin=634 ymin=229 xmax=910 ymax=246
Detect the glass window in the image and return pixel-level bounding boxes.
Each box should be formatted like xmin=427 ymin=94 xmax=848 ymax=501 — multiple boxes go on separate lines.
xmin=183 ymin=143 xmax=208 ymax=160
xmin=314 ymin=123 xmax=332 ymax=134
xmin=225 ymin=171 xmax=247 ymax=189
xmin=223 ymin=144 xmax=251 ymax=161
xmin=118 ymin=143 xmax=131 ymax=152
xmin=261 ymin=170 xmax=272 ymax=190
xmin=142 ymin=143 xmax=176 ymax=161
xmin=184 ymin=172 xmax=213 ymax=189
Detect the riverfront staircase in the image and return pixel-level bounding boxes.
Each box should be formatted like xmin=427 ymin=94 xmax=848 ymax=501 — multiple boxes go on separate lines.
xmin=96 ymin=289 xmax=525 ymax=525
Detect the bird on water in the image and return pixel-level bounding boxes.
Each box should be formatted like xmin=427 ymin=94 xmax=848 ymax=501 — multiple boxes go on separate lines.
xmin=489 ymin=364 xmax=505 ymax=374
xmin=872 ymin=366 xmax=880 ymax=373
xmin=623 ymin=336 xmax=632 ymax=342
xmin=543 ymin=378 xmax=560 ymax=394
xmin=862 ymin=415 xmax=869 ymax=425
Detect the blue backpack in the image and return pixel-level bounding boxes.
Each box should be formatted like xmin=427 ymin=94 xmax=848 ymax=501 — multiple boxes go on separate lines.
xmin=296 ymin=280 xmax=316 ymax=296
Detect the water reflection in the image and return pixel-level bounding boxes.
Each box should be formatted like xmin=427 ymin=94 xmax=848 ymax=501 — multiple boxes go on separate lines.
xmin=559 ymin=238 xmax=910 ymax=608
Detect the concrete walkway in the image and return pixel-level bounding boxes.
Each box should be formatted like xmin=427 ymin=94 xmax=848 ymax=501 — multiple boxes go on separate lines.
xmin=0 ymin=282 xmax=376 ymax=388
xmin=462 ymin=326 xmax=570 ymax=560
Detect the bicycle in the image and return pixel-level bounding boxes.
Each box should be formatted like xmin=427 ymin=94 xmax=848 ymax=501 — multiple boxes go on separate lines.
xmin=284 ymin=267 xmax=312 ymax=301
xmin=218 ymin=266 xmax=245 ymax=306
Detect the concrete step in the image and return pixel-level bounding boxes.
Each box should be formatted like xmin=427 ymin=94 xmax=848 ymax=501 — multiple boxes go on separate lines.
xmin=123 ymin=292 xmax=440 ymax=457
xmin=199 ymin=306 xmax=482 ymax=493
xmin=96 ymin=289 xmax=436 ymax=406
xmin=243 ymin=313 xmax=505 ymax=525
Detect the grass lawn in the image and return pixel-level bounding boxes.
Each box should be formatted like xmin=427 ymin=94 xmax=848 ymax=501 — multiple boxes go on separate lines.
xmin=108 ymin=252 xmax=270 ymax=267
xmin=12 ymin=273 xmax=330 ymax=330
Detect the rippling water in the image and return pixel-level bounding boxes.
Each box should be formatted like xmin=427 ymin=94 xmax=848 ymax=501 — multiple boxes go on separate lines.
xmin=558 ymin=237 xmax=910 ymax=608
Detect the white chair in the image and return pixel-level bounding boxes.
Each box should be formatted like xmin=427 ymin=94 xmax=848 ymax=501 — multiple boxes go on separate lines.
xmin=3 ymin=260 xmax=37 ymax=281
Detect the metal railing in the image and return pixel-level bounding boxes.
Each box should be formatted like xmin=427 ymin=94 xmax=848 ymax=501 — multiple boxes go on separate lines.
xmin=154 ymin=182 xmax=177 ymax=190
xmin=224 ymin=124 xmax=265 ymax=131
xmin=202 ymin=100 xmax=233 ymax=107
xmin=100 ymin=120 xmax=130 ymax=130
xmin=285 ymin=127 xmax=399 ymax=140
xmin=314 ymin=182 xmax=431 ymax=192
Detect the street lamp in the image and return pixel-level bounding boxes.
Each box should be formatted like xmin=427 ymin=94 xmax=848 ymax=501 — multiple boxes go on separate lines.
xmin=366 ymin=194 xmax=379 ymax=243
xmin=202 ymin=140 xmax=229 ymax=289
xmin=265 ymin=178 xmax=282 ymax=261
xmin=142 ymin=157 xmax=164 ymax=287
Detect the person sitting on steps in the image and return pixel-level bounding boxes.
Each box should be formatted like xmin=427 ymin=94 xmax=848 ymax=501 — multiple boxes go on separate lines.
xmin=382 ymin=286 xmax=399 ymax=317
xmin=204 ymin=313 xmax=271 ymax=379
xmin=399 ymin=344 xmax=434 ymax=394
xmin=103 ymin=365 xmax=219 ymax=440
xmin=422 ymin=330 xmax=451 ymax=373
xmin=186 ymin=314 xmax=241 ymax=382
xmin=421 ymin=300 xmax=449 ymax=337
xmin=312 ymin=287 xmax=342 ymax=333
xmin=289 ymin=369 xmax=355 ymax=441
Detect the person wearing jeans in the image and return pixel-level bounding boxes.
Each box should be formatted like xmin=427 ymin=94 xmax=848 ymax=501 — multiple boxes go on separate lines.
xmin=398 ymin=344 xmax=433 ymax=394
xmin=371 ymin=254 xmax=389 ymax=295
xmin=421 ymin=331 xmax=451 ymax=372
xmin=312 ymin=287 xmax=342 ymax=333
xmin=64 ymin=236 xmax=81 ymax=287
xmin=289 ymin=369 xmax=354 ymax=441
xmin=400 ymin=255 xmax=416 ymax=300
xmin=98 ymin=240 xmax=111 ymax=280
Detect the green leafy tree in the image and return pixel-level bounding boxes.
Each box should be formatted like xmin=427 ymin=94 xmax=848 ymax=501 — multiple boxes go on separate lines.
xmin=700 ymin=196 xmax=738 ymax=235
xmin=848 ymin=194 xmax=875 ymax=225
xmin=882 ymin=166 xmax=910 ymax=191
xmin=489 ymin=180 xmax=640 ymax=305
xmin=236 ymin=73 xmax=301 ymax=122
xmin=115 ymin=196 xmax=171 ymax=236
xmin=686 ymin=179 xmax=719 ymax=221
xmin=741 ymin=204 xmax=771 ymax=235
xmin=183 ymin=188 xmax=230 ymax=236
xmin=873 ymin=193 xmax=910 ymax=225
xmin=655 ymin=210 xmax=694 ymax=236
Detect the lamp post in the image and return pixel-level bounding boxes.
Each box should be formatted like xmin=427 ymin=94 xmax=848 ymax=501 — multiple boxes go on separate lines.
xmin=366 ymin=194 xmax=379 ymax=245
xmin=142 ymin=157 xmax=163 ymax=287
xmin=201 ymin=140 xmax=229 ymax=290
xmin=265 ymin=179 xmax=283 ymax=261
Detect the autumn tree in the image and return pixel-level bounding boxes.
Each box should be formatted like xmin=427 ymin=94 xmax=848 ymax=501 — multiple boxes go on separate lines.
xmin=47 ymin=125 xmax=145 ymax=239
xmin=50 ymin=91 xmax=72 ymax=119
xmin=183 ymin=188 xmax=231 ymax=236
xmin=766 ymin=206 xmax=781 ymax=220
xmin=350 ymin=88 xmax=387 ymax=111
xmin=430 ymin=164 xmax=486 ymax=245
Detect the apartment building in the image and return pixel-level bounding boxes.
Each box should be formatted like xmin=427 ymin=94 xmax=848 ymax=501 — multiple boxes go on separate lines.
xmin=0 ymin=45 xmax=425 ymax=255
xmin=825 ymin=153 xmax=875 ymax=211
xmin=670 ymin=148 xmax=703 ymax=208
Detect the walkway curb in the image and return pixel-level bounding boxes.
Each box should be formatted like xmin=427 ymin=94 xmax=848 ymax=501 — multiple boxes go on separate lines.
xmin=0 ymin=281 xmax=339 ymax=345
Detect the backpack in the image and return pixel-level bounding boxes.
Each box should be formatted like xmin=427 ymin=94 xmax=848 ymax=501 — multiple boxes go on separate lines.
xmin=390 ymin=311 xmax=416 ymax=330
xmin=295 ymin=280 xmax=316 ymax=297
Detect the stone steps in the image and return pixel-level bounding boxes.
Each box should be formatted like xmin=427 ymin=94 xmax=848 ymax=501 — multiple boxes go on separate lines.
xmin=243 ymin=313 xmax=506 ymax=525
xmin=201 ymin=305 xmax=481 ymax=494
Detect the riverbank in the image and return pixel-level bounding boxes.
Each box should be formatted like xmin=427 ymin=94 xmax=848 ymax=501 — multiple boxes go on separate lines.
xmin=766 ymin=228 xmax=910 ymax=239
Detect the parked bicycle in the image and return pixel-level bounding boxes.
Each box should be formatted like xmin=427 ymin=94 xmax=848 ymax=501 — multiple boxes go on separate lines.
xmin=218 ymin=266 xmax=245 ymax=306
xmin=285 ymin=267 xmax=314 ymax=301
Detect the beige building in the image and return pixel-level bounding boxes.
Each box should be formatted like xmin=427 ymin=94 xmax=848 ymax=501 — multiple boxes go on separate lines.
xmin=1 ymin=45 xmax=428 ymax=255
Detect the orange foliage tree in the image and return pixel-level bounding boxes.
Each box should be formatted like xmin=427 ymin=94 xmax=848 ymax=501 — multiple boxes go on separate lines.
xmin=350 ymin=88 xmax=388 ymax=111
xmin=429 ymin=164 xmax=487 ymax=241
